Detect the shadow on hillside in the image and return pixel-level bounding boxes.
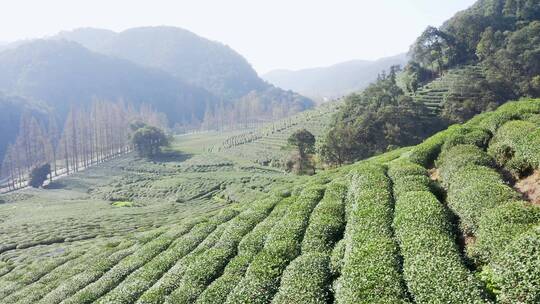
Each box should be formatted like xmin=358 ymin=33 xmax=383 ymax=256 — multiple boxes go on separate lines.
xmin=45 ymin=181 xmax=67 ymax=190
xmin=150 ymin=150 xmax=193 ymax=163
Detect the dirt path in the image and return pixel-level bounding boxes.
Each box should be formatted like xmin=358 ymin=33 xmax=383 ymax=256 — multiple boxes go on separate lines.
xmin=515 ymin=170 xmax=540 ymax=205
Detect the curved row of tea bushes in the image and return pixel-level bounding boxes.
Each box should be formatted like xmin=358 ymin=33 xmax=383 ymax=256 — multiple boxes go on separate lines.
xmin=441 ymin=127 xmax=492 ymax=153
xmin=3 ymin=241 xmax=134 ymax=304
xmin=301 ymin=182 xmax=347 ymax=255
xmin=272 ymin=182 xmax=347 ymax=304
xmin=195 ymin=200 xmax=291 ymax=304
xmin=471 ymin=201 xmax=540 ymax=264
xmin=473 ymin=99 xmax=540 ymax=133
xmin=409 ymin=128 xmax=454 ymax=167
xmin=271 ymin=253 xmax=330 ymax=304
xmin=389 ymin=161 xmax=488 ymax=303
xmin=61 ymin=223 xmax=202 ymax=304
xmin=329 ymin=239 xmax=345 ymax=278
xmin=94 ymin=210 xmax=244 ymax=304
xmin=37 ymin=243 xmax=141 ymax=304
xmin=165 ymin=198 xmax=281 ymax=303
xmin=489 ymin=225 xmax=540 ymax=304
xmin=436 ymin=144 xmax=495 ymax=187
xmin=225 ymin=186 xmax=325 ymax=304
xmin=437 ymin=145 xmax=519 ymax=235
xmin=334 ymin=164 xmax=407 ymax=304
xmin=135 ymin=209 xmax=240 ymax=304
xmin=0 ymin=251 xmax=84 ymax=301
xmin=488 ymin=120 xmax=540 ymax=177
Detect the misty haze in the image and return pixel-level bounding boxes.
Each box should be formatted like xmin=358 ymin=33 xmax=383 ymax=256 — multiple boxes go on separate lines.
xmin=1 ymin=1 xmax=540 ymax=303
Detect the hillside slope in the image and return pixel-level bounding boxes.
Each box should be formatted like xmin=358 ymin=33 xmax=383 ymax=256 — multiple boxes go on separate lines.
xmin=263 ymin=53 xmax=408 ymax=101
xmin=2 ymin=98 xmax=539 ymax=303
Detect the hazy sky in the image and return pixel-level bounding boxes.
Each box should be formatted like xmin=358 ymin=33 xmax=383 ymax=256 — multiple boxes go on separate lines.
xmin=0 ymin=0 xmax=477 ymax=73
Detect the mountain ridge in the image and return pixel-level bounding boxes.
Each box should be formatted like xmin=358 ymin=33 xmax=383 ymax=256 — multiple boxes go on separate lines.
xmin=263 ymin=53 xmax=408 ymax=101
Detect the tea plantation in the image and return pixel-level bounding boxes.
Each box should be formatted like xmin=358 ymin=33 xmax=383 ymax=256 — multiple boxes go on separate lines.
xmin=1 ymin=99 xmax=540 ymax=303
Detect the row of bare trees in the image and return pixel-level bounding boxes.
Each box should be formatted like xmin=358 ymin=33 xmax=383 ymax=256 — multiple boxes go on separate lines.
xmin=1 ymin=101 xmax=167 ymax=191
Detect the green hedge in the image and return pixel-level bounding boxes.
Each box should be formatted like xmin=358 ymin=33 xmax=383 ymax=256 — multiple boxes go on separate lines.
xmin=491 ymin=225 xmax=540 ymax=304
xmin=196 ymin=199 xmax=290 ymax=304
xmin=388 ymin=161 xmax=487 ymax=303
xmin=4 ymin=241 xmax=135 ymax=304
xmin=64 ymin=230 xmax=185 ymax=304
xmin=225 ymin=186 xmax=325 ymax=303
xmin=475 ymin=99 xmax=540 ymax=133
xmin=447 ymin=168 xmax=519 ymax=234
xmin=488 ymin=120 xmax=539 ymax=177
xmin=334 ymin=164 xmax=407 ymax=303
xmin=500 ymin=129 xmax=540 ymax=178
xmin=436 ymin=145 xmax=495 ymax=187
xmin=301 ymin=182 xmax=347 ymax=255
xmin=39 ymin=244 xmax=139 ymax=304
xmin=329 ymin=239 xmax=345 ymax=278
xmin=165 ymin=199 xmax=278 ymax=303
xmin=409 ymin=128 xmax=454 ymax=167
xmin=272 ymin=253 xmax=331 ymax=304
xmin=471 ymin=201 xmax=540 ymax=265
xmin=393 ymin=190 xmax=487 ymax=303
xmin=135 ymin=209 xmax=239 ymax=304
xmin=271 ymin=182 xmax=347 ymax=303
xmin=441 ymin=127 xmax=492 ymax=153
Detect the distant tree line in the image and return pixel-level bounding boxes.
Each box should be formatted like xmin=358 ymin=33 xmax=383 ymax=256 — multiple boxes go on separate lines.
xmin=319 ymin=67 xmax=444 ymax=166
xmin=1 ymin=101 xmax=167 ymax=190
xmin=200 ymin=86 xmax=312 ymax=131
xmin=319 ymin=0 xmax=540 ymax=167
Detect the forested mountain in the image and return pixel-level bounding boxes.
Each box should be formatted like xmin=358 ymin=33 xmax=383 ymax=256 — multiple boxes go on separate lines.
xmin=263 ymin=53 xmax=408 ymax=101
xmin=0 ymin=93 xmax=48 ymax=173
xmin=55 ymin=27 xmax=314 ymax=123
xmin=0 ymin=39 xmax=218 ymax=124
xmin=321 ymin=0 xmax=540 ymax=165
xmin=57 ymin=27 xmax=271 ymax=100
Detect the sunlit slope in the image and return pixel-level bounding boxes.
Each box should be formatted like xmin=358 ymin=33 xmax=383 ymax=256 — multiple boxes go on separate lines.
xmin=2 ymin=99 xmax=540 ymax=303
xmin=216 ymin=101 xmax=341 ymax=167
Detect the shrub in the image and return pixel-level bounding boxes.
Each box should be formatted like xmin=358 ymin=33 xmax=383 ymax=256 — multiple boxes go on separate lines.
xmin=476 ymin=99 xmax=540 ymax=133
xmin=487 ymin=120 xmax=538 ymax=177
xmin=329 ymin=239 xmax=345 ymax=277
xmin=118 ymin=209 xmax=238 ymax=304
xmin=166 ymin=199 xmax=278 ymax=303
xmin=391 ymin=174 xmax=432 ymax=200
xmin=63 ymin=224 xmax=200 ymax=304
xmin=393 ymin=191 xmax=487 ymax=303
xmin=507 ymin=129 xmax=540 ymax=177
xmin=334 ymin=164 xmax=407 ymax=303
xmin=225 ymin=186 xmax=324 ymax=303
xmin=471 ymin=201 xmax=540 ymax=265
xmin=388 ymin=161 xmax=487 ymax=303
xmin=441 ymin=127 xmax=492 ymax=152
xmin=387 ymin=161 xmax=427 ymax=179
xmin=272 ymin=253 xmax=331 ymax=304
xmin=301 ymin=182 xmax=347 ymax=254
xmin=29 ymin=163 xmax=51 ymax=188
xmin=491 ymin=225 xmax=540 ymax=304
xmin=196 ymin=198 xmax=290 ymax=304
xmin=447 ymin=176 xmax=519 ymax=234
xmin=436 ymin=144 xmax=495 ymax=186
xmin=409 ymin=128 xmax=454 ymax=167
xmin=40 ymin=244 xmax=139 ymax=304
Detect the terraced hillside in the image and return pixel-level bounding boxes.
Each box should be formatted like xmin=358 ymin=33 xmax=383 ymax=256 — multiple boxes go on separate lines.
xmin=216 ymin=101 xmax=341 ymax=168
xmin=410 ymin=65 xmax=486 ymax=116
xmin=1 ymin=99 xmax=540 ymax=303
